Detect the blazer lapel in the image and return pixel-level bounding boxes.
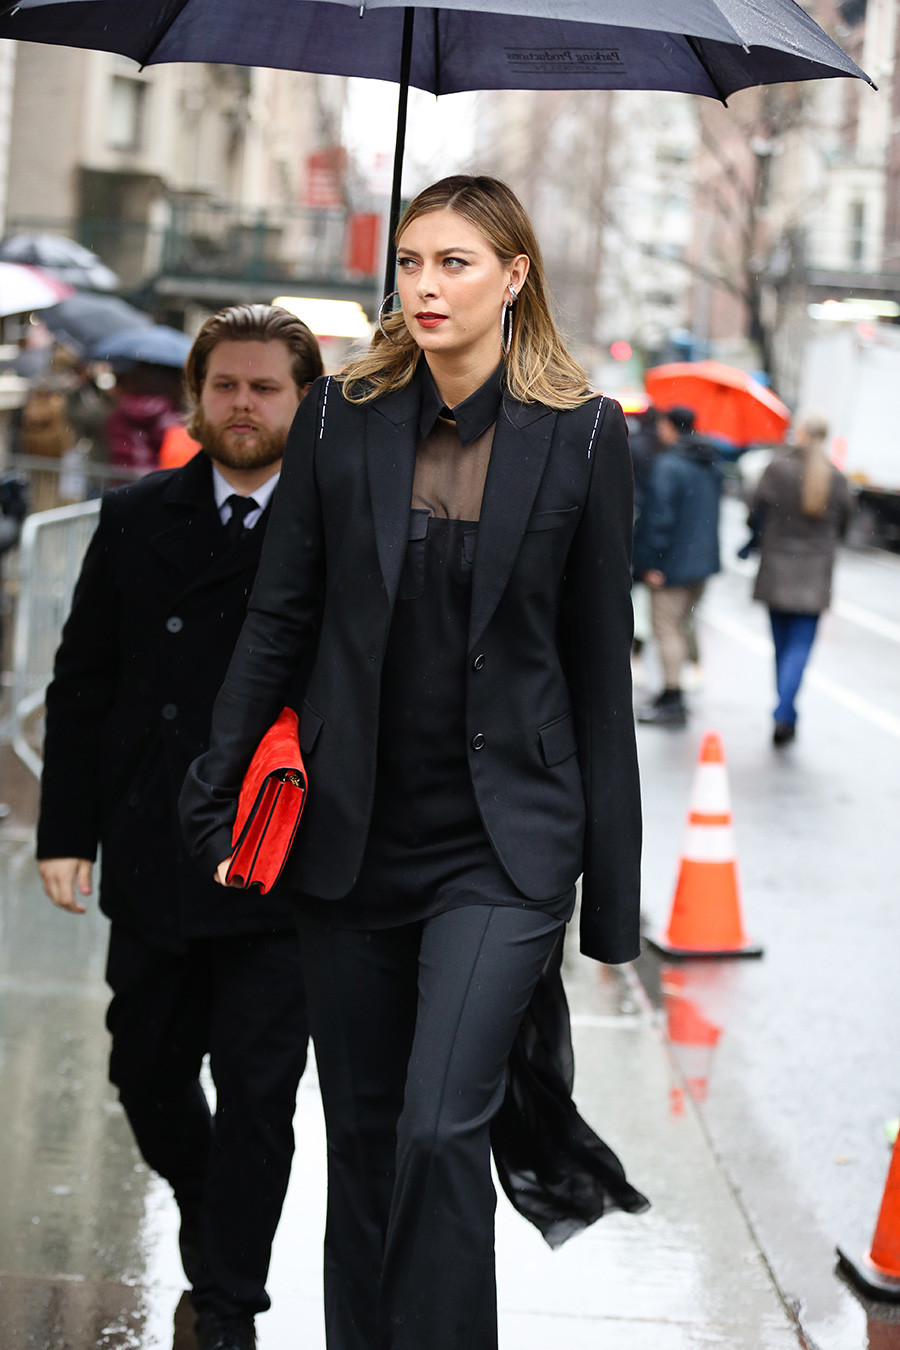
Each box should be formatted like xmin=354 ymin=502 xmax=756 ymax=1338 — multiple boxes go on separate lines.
xmin=151 ymin=454 xmax=224 ymax=577
xmin=469 ymin=400 xmax=556 ymax=652
xmin=367 ymin=381 xmax=420 ymax=603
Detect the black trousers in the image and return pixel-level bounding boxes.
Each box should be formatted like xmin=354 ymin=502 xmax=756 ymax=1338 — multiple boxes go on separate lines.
xmin=295 ymin=904 xmax=565 ymax=1350
xmin=105 ymin=925 xmax=309 ymax=1318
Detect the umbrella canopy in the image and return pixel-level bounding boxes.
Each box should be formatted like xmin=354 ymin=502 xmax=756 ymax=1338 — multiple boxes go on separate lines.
xmin=41 ymin=294 xmax=153 ymax=356
xmin=91 ymin=324 xmax=194 ymax=369
xmin=0 ymin=1 xmax=869 ymax=98
xmin=0 ymin=261 xmax=73 ymax=317
xmin=1 ymin=1 xmax=870 ymax=293
xmin=644 ymin=360 xmax=792 ymax=447
xmin=0 ymin=233 xmax=120 ymax=291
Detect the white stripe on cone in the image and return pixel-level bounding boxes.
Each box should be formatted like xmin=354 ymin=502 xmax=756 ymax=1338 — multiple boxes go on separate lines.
xmin=689 ymin=763 xmax=731 ymax=815
xmin=682 ymin=823 xmax=737 ymax=863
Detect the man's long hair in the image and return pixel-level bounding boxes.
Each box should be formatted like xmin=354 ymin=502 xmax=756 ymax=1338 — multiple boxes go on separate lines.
xmin=341 ymin=176 xmax=592 ymax=411
xmin=184 ymin=304 xmax=323 ymax=439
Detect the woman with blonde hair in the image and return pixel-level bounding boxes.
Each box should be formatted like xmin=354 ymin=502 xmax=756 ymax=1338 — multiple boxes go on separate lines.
xmin=182 ymin=174 xmax=646 ymax=1348
xmin=750 ymin=409 xmax=852 ymax=744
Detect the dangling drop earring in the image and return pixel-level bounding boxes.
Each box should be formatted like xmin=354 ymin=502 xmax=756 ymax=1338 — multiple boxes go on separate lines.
xmin=501 ymin=285 xmax=517 ymax=356
xmin=378 ymin=290 xmax=401 ymax=345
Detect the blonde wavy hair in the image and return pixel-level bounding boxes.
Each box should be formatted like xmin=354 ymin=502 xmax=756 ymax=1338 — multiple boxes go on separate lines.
xmin=793 ymin=410 xmax=834 ymax=518
xmin=341 ymin=176 xmax=592 ymax=409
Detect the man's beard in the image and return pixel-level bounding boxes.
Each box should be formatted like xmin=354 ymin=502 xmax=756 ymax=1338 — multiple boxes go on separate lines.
xmin=195 ymin=414 xmax=288 ymax=471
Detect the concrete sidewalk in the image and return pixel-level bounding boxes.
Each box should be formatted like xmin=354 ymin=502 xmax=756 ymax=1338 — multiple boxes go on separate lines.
xmin=0 ymin=807 xmax=801 ymax=1349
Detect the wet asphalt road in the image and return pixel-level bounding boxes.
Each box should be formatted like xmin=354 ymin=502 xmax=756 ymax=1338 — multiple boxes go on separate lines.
xmin=1 ymin=497 xmax=898 ymax=1348
xmin=634 ymin=500 xmax=900 ymax=1350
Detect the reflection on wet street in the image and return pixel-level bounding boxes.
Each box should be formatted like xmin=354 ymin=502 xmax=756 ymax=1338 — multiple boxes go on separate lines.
xmin=0 ymin=822 xmax=162 ymax=1348
xmin=642 ymin=948 xmax=900 ymax=1348
xmin=0 ymin=808 xmax=327 ymax=1349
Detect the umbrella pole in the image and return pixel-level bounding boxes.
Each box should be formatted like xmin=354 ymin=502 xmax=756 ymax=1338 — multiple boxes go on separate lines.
xmin=382 ymin=6 xmax=415 ymax=301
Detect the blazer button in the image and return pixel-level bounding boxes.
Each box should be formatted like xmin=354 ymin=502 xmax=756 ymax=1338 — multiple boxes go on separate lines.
xmin=471 ymin=732 xmax=485 ymax=751
xmin=166 ymin=616 xmax=184 ymax=634
xmin=161 ymin=703 xmax=178 ymax=721
xmin=472 ymin=653 xmax=485 ymax=671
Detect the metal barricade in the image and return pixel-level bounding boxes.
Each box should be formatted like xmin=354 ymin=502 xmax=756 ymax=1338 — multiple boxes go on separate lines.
xmin=2 ymin=500 xmax=101 ymax=777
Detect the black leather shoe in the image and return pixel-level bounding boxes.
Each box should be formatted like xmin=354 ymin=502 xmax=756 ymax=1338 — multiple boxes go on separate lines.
xmin=637 ymin=692 xmax=688 ymax=727
xmin=772 ymin=720 xmax=796 ymax=746
xmin=194 ymin=1311 xmax=257 ymax=1350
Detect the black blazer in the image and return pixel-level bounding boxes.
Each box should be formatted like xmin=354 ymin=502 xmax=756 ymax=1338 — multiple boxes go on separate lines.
xmin=37 ymin=452 xmax=295 ymax=949
xmin=181 ymin=375 xmax=641 ymax=963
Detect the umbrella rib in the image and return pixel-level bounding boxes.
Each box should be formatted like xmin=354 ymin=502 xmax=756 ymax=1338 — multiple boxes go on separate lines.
xmin=136 ymin=0 xmax=193 ymax=67
xmin=685 ymin=36 xmax=729 ymax=106
xmin=433 ymin=9 xmax=441 ymax=96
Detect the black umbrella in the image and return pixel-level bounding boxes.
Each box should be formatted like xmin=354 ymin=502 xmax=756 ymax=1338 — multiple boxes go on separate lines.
xmin=0 ymin=232 xmax=120 ymax=291
xmin=91 ymin=324 xmax=193 ymax=369
xmin=41 ymin=294 xmax=153 ymax=356
xmin=0 ymin=1 xmax=871 ymax=294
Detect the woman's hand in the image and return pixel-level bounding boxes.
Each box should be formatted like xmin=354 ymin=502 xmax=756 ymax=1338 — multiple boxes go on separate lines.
xmin=215 ymin=858 xmax=236 ymax=886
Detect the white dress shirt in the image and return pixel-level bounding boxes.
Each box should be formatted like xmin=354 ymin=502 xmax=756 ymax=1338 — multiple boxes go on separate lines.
xmin=212 ymin=464 xmax=280 ymax=531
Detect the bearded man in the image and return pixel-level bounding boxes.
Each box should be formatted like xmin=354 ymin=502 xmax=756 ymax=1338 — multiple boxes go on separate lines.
xmin=37 ymin=305 xmax=323 ymax=1350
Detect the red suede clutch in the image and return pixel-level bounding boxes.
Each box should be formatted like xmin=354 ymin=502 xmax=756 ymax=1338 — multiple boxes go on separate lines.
xmin=226 ymin=707 xmax=307 ymax=894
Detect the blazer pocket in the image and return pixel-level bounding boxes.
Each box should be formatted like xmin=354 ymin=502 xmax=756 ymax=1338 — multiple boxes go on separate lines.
xmin=539 ymin=711 xmax=577 ymax=766
xmin=299 ymin=701 xmax=324 ymax=754
xmin=525 ymin=505 xmax=579 ymax=533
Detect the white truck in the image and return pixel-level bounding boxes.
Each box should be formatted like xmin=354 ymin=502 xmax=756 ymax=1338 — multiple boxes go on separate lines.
xmin=797 ymin=322 xmax=900 ymax=549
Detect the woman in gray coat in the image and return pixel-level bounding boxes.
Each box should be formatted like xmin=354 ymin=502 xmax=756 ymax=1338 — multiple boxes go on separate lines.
xmin=750 ymin=411 xmax=852 ymax=744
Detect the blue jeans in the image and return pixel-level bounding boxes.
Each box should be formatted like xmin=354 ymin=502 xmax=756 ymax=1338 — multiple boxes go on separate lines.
xmin=769 ymin=610 xmax=819 ymax=725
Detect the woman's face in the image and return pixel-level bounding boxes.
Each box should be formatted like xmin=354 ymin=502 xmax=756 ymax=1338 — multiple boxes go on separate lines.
xmin=396 ymin=207 xmax=528 ymax=372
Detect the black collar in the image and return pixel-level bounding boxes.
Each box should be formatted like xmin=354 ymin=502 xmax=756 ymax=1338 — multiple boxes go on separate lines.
xmin=418 ymin=360 xmax=504 ymax=447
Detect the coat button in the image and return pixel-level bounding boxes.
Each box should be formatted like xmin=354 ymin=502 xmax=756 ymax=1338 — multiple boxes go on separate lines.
xmin=166 ymin=616 xmax=183 ymax=633
xmin=472 ymin=653 xmax=485 ymax=671
xmin=471 ymin=732 xmax=485 ymax=751
xmin=161 ymin=703 xmax=178 ymax=721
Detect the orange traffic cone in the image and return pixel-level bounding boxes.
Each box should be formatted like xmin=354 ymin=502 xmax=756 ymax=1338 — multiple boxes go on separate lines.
xmin=648 ymin=731 xmax=763 ymax=958
xmin=838 ymin=1131 xmax=900 ymax=1302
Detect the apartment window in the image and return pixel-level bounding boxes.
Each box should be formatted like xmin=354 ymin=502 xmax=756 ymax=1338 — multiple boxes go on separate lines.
xmin=849 ymin=200 xmax=866 ymax=265
xmin=107 ymin=76 xmax=146 ymax=151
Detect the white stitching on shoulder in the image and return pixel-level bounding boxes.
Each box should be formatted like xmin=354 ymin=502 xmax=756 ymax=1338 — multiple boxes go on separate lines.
xmin=587 ymin=396 xmax=604 ymax=460
xmin=319 ymin=376 xmax=332 ymax=440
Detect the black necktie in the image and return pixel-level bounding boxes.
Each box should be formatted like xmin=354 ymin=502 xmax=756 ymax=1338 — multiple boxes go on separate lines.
xmin=224 ymin=494 xmax=258 ymax=544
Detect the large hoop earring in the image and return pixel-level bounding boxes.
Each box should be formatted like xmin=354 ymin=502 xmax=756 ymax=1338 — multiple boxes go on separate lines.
xmin=501 ymin=285 xmax=517 ymax=356
xmin=378 ymin=290 xmax=401 ymax=345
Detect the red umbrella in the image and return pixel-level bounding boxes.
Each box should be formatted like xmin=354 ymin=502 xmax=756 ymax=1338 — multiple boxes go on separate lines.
xmin=644 ymin=360 xmax=791 ymax=447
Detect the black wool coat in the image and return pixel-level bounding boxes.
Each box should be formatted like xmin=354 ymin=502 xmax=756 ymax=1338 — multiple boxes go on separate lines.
xmin=182 ymin=375 xmax=642 ymax=964
xmin=37 ymin=452 xmax=295 ymax=950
